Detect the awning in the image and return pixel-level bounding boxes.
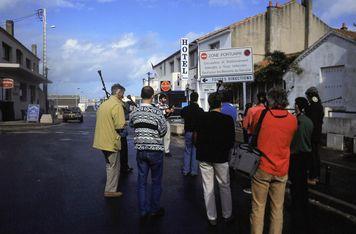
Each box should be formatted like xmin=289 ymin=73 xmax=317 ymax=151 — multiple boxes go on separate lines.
xmin=0 ymin=63 xmax=52 ymax=84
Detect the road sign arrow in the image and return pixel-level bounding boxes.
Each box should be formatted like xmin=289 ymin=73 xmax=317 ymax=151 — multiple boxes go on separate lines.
xmin=202 ymin=78 xmax=208 ymax=83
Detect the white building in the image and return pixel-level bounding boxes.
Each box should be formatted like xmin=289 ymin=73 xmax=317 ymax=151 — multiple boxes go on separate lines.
xmin=284 ymin=29 xmax=356 ymax=149
xmin=0 ymin=20 xmax=49 ymax=121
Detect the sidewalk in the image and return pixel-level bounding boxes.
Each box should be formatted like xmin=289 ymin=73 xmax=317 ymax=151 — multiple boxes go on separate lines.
xmin=0 ymin=119 xmax=62 ymax=131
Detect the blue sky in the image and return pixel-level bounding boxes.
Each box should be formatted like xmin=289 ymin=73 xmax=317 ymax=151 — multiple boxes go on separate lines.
xmin=0 ymin=0 xmax=355 ymax=98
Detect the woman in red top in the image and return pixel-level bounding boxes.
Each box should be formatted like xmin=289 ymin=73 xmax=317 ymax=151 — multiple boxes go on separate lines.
xmin=250 ymin=88 xmax=297 ymax=234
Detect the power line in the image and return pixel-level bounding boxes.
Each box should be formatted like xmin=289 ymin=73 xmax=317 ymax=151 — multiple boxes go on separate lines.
xmin=1 ymin=10 xmax=41 ymax=26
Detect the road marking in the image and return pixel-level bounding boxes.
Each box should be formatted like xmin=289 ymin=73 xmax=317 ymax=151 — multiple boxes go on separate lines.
xmin=59 ymin=138 xmax=72 ymax=141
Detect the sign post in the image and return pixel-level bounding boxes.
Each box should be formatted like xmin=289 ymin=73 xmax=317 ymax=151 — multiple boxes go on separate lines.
xmin=180 ymin=38 xmax=189 ymax=79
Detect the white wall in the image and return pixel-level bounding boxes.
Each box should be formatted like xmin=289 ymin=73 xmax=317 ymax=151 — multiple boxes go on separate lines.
xmin=284 ymin=33 xmax=356 ymax=137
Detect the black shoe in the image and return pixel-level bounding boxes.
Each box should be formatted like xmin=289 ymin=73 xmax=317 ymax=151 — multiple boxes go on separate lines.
xmin=150 ymin=207 xmax=165 ymax=218
xmin=165 ymin=153 xmax=172 ymax=157
xmin=121 ymin=167 xmax=133 ymax=174
xmin=223 ymin=215 xmax=235 ymax=224
xmin=208 ymin=219 xmax=217 ymax=226
xmin=139 ymin=214 xmax=149 ymax=224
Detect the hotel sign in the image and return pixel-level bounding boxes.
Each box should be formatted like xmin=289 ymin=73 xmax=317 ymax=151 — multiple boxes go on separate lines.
xmin=0 ymin=78 xmax=14 ymax=89
xmin=180 ymin=38 xmax=189 ymax=79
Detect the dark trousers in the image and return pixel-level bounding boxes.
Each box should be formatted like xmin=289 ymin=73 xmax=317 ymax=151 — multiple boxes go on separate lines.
xmin=120 ymin=137 xmax=130 ymax=170
xmin=308 ymin=142 xmax=320 ymax=179
xmin=290 ymin=152 xmax=310 ymax=233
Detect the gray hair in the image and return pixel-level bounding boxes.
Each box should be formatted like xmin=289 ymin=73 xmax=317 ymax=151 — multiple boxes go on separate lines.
xmin=111 ymin=83 xmax=125 ymax=95
xmin=267 ymin=88 xmax=289 ymax=109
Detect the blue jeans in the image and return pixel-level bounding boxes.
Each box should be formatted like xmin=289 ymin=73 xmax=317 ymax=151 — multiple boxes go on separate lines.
xmin=136 ymin=150 xmax=164 ymax=216
xmin=183 ymin=132 xmax=198 ymax=175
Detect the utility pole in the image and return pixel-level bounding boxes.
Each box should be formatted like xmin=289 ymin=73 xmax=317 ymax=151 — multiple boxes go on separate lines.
xmin=39 ymin=8 xmax=48 ymax=113
xmin=147 ymin=72 xmax=151 ymax=86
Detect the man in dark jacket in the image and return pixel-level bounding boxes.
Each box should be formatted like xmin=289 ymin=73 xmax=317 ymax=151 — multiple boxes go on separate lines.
xmin=305 ymin=87 xmax=324 ymax=185
xmin=181 ymin=92 xmax=204 ymax=176
xmin=195 ymin=93 xmax=235 ymax=226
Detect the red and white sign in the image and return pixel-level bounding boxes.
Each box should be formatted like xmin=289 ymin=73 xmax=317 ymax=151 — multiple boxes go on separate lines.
xmin=199 ymin=47 xmax=254 ymax=82
xmin=0 ymin=78 xmax=14 ymax=89
xmin=160 ymin=81 xmax=171 ymax=92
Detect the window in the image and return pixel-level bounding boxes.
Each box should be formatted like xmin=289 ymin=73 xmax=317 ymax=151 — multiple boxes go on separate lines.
xmin=32 ymin=62 xmax=36 ymax=72
xmin=16 ymin=49 xmax=23 ymax=65
xmin=30 ymin=85 xmax=36 ymax=104
xmin=177 ymin=58 xmax=181 ymax=72
xmin=169 ymin=61 xmax=174 ymax=73
xmin=5 ymin=89 xmax=12 ymax=101
xmin=2 ymin=42 xmax=12 ymax=61
xmin=209 ymin=41 xmax=220 ymax=50
xmin=20 ymin=83 xmax=27 ymax=102
xmin=26 ymin=58 xmax=31 ymax=69
xmin=189 ymin=52 xmax=195 ymax=68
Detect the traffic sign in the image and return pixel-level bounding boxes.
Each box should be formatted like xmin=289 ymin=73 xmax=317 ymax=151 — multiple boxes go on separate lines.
xmin=160 ymin=81 xmax=171 ymax=92
xmin=201 ymin=75 xmax=254 ymax=84
xmin=201 ymin=83 xmax=217 ymax=93
xmin=0 ymin=78 xmax=14 ymax=89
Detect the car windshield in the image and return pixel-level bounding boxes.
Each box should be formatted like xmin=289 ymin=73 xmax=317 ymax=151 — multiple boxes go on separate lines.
xmin=64 ymin=107 xmax=81 ymax=113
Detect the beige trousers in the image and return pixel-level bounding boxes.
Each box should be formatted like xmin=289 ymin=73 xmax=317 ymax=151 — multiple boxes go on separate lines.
xmin=103 ymin=151 xmax=120 ymax=192
xmin=164 ymin=121 xmax=171 ymax=153
xmin=250 ymin=169 xmax=288 ymax=234
xmin=199 ymin=161 xmax=232 ymax=220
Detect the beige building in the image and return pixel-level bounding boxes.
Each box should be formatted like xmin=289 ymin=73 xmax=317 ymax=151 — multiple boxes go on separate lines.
xmin=0 ymin=20 xmax=48 ymax=121
xmin=152 ymin=0 xmax=332 ymax=109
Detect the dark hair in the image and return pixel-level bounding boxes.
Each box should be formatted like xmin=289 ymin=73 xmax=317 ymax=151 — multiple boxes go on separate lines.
xmin=141 ymin=86 xmax=154 ymax=99
xmin=257 ymin=92 xmax=266 ymax=104
xmin=208 ymin=93 xmax=222 ymax=110
xmin=222 ymin=90 xmax=233 ymax=103
xmin=111 ymin=83 xmax=125 ymax=95
xmin=295 ymin=97 xmax=309 ymax=112
xmin=190 ymin=92 xmax=199 ymax=102
xmin=159 ymin=93 xmax=167 ymax=100
xmin=267 ymin=88 xmax=289 ymax=109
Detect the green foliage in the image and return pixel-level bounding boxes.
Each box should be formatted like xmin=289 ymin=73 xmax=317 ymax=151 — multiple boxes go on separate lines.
xmin=255 ymin=51 xmax=302 ymax=83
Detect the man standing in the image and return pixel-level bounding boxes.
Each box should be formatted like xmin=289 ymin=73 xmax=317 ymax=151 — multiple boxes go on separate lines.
xmin=195 ymin=93 xmax=235 ymax=226
xmin=130 ymin=86 xmax=167 ymax=221
xmin=221 ymin=91 xmax=237 ymax=123
xmin=305 ymin=87 xmax=324 ymax=185
xmin=290 ymin=97 xmax=314 ymax=233
xmin=250 ymin=88 xmax=297 ymax=234
xmin=157 ymin=93 xmax=174 ymax=157
xmin=119 ymin=101 xmax=133 ymax=174
xmin=93 ymin=84 xmax=126 ymax=198
xmin=180 ymin=92 xmax=204 ymax=176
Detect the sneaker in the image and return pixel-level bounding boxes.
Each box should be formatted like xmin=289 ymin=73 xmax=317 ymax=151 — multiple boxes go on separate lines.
xmin=243 ymin=188 xmax=252 ymax=194
xmin=104 ymin=191 xmax=123 ymax=198
xmin=150 ymin=207 xmax=165 ymax=218
xmin=165 ymin=153 xmax=172 ymax=157
xmin=208 ymin=219 xmax=217 ymax=226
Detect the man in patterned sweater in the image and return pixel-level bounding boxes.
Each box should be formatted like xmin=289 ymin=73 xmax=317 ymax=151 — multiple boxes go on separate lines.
xmin=130 ymin=86 xmax=167 ymax=222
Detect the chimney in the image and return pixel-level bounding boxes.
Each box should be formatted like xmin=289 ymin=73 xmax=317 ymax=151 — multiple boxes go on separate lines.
xmin=341 ymin=23 xmax=348 ymax=31
xmin=268 ymin=1 xmax=273 ymax=8
xmin=31 ymin=44 xmax=37 ymax=56
xmin=5 ymin=20 xmax=14 ymax=36
xmin=302 ymin=0 xmax=312 ymax=49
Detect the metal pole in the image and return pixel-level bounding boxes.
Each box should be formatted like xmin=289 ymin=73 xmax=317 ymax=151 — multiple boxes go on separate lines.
xmin=147 ymin=72 xmax=151 ymax=86
xmin=42 ymin=8 xmax=48 ymax=113
xmin=243 ymin=82 xmax=247 ymax=110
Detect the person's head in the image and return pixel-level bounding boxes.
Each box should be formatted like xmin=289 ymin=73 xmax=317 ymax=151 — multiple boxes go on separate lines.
xmin=111 ymin=83 xmax=125 ymax=99
xmin=159 ymin=93 xmax=167 ymax=103
xmin=256 ymin=91 xmax=267 ymax=105
xmin=190 ymin=92 xmax=199 ymax=103
xmin=267 ymin=88 xmax=289 ymax=109
xmin=208 ymin=93 xmax=222 ymax=111
xmin=294 ymin=97 xmax=309 ymax=115
xmin=222 ymin=90 xmax=233 ymax=103
xmin=305 ymin=86 xmax=321 ymax=103
xmin=141 ymin=86 xmax=154 ymax=103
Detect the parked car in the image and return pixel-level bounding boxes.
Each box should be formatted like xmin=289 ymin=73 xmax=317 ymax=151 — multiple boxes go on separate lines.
xmin=63 ymin=107 xmax=83 ymax=123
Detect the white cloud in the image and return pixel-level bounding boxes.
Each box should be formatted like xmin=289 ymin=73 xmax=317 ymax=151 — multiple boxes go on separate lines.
xmin=208 ymin=0 xmax=242 ymax=6
xmin=111 ymin=33 xmax=137 ymax=49
xmin=314 ymin=0 xmax=356 ymax=21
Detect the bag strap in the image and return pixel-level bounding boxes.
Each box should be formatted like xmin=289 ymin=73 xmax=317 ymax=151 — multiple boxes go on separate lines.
xmin=250 ymin=108 xmax=268 ymax=147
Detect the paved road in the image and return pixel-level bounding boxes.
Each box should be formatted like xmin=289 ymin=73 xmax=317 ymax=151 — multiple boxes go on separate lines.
xmin=0 ymin=113 xmax=355 ymax=234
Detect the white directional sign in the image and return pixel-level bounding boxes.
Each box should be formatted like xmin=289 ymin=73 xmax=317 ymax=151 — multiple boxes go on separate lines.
xmin=201 ymin=74 xmax=254 ymax=84
xmin=201 ymin=83 xmax=217 ymax=93
xmin=199 ymin=47 xmax=253 ymax=82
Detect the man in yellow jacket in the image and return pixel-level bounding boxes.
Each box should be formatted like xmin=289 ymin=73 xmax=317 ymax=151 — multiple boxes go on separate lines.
xmin=93 ymin=84 xmax=126 ymax=198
